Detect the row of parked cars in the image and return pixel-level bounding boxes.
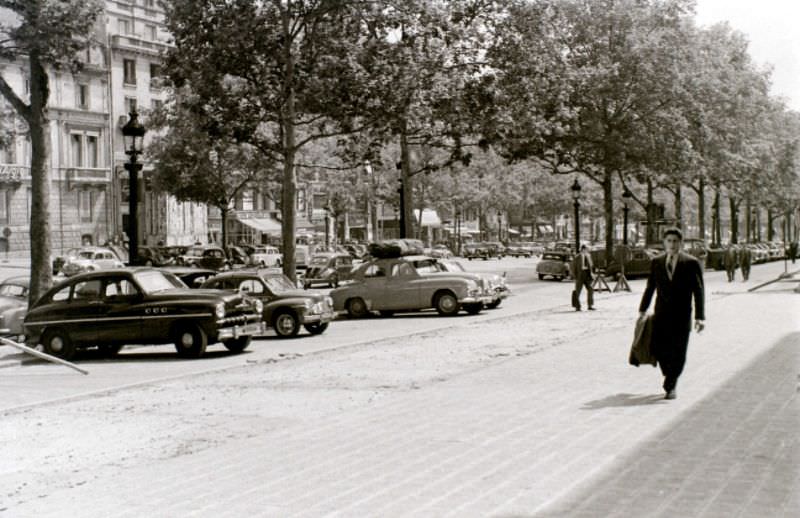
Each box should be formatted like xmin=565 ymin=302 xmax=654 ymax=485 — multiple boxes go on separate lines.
xmin=2 ymin=240 xmax=510 ymax=361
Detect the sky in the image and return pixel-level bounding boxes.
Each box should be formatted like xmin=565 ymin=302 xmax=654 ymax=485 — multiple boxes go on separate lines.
xmin=694 ymin=0 xmax=800 ymax=111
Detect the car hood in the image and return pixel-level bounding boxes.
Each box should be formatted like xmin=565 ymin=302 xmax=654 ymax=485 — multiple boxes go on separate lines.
xmin=147 ymin=288 xmax=241 ymax=304
xmin=271 ymin=290 xmax=326 ymax=302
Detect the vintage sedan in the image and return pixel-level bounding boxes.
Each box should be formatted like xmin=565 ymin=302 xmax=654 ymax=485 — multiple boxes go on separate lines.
xmin=201 ymin=270 xmax=335 ymax=337
xmin=603 ymin=247 xmax=660 ymax=279
xmin=249 ymin=246 xmax=283 ymax=268
xmin=0 ymin=276 xmax=29 ymax=339
xmin=330 ymin=256 xmax=492 ymax=318
xmin=23 ymin=268 xmax=264 ymax=360
xmin=61 ymin=247 xmax=126 ymax=276
xmin=428 ymin=258 xmax=510 ymax=309
xmin=303 ymin=252 xmax=354 ymax=288
xmin=462 ymin=243 xmax=489 ymax=260
xmin=176 ymin=245 xmax=230 ymax=271
xmin=536 ymin=251 xmax=572 ymax=281
xmin=158 ymin=266 xmax=219 ymax=288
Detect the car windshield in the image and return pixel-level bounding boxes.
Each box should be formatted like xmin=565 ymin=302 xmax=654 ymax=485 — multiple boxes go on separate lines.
xmin=439 ymin=260 xmax=465 ymax=272
xmin=261 ymin=274 xmax=296 ymax=293
xmin=542 ymin=253 xmax=564 ymax=260
xmin=134 ymin=270 xmax=185 ymax=293
xmin=185 ymin=247 xmax=204 ymax=257
xmin=0 ymin=282 xmax=27 ymax=297
xmin=310 ymin=256 xmax=330 ymax=265
xmin=77 ymin=251 xmax=95 ymax=259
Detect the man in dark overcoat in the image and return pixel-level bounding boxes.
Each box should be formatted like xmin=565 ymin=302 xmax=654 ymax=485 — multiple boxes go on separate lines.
xmin=639 ymin=228 xmax=705 ymax=399
xmin=723 ymin=243 xmax=738 ymax=282
xmin=739 ymin=245 xmax=752 ymax=281
xmin=571 ymin=244 xmax=595 ymax=311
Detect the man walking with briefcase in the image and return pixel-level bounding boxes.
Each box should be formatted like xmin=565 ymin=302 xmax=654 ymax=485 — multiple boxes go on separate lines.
xmin=571 ymin=244 xmax=595 ymax=311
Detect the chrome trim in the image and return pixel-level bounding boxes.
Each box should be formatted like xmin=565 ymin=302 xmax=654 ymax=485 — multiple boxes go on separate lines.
xmin=23 ymin=313 xmax=214 ymax=328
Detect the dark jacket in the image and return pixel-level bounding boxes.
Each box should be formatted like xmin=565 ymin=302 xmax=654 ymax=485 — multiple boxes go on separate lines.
xmin=639 ymin=252 xmax=705 ymax=323
xmin=629 ymin=314 xmax=657 ymax=367
xmin=739 ymin=247 xmax=752 ymax=268
xmin=571 ymin=252 xmax=594 ymax=289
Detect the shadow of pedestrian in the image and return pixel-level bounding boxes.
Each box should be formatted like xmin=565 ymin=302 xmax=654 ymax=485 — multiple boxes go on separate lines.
xmin=582 ymin=393 xmax=667 ymax=409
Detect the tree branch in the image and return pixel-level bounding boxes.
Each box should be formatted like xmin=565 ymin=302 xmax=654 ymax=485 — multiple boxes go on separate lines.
xmin=0 ymin=74 xmax=30 ymax=121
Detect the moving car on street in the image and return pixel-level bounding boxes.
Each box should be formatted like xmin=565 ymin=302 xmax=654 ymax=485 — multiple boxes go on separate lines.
xmin=303 ymin=252 xmax=354 ymax=289
xmin=23 ymin=268 xmax=265 ymax=360
xmin=462 ymin=243 xmax=489 ymax=260
xmin=60 ymin=247 xmax=126 ymax=277
xmin=330 ymin=255 xmax=492 ymax=318
xmin=201 ymin=269 xmax=335 ymax=338
xmin=0 ymin=276 xmax=29 ymax=339
xmin=536 ymin=251 xmax=572 ymax=281
xmin=248 ymin=246 xmax=282 ymax=268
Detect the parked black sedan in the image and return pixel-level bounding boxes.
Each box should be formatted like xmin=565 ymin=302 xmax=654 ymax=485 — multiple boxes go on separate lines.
xmin=201 ymin=269 xmax=335 ymax=338
xmin=23 ymin=268 xmax=265 ymax=360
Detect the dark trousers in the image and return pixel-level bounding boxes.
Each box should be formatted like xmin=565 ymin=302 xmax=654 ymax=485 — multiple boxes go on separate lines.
xmin=575 ymin=270 xmax=593 ymax=309
xmin=741 ymin=265 xmax=750 ymax=281
xmin=725 ymin=267 xmax=736 ymax=282
xmin=653 ymin=316 xmax=691 ymax=391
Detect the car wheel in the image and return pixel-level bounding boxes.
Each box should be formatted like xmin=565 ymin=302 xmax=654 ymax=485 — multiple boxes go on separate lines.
xmin=173 ymin=324 xmax=208 ymax=358
xmin=223 ymin=336 xmax=251 ymax=353
xmin=42 ymin=328 xmax=76 ymax=361
xmin=303 ymin=282 xmax=311 ymax=290
xmin=463 ymin=303 xmax=482 ymax=315
xmin=145 ymin=260 xmax=153 ymax=267
xmin=304 ymin=322 xmax=329 ymax=335
xmin=378 ymin=310 xmax=395 ymax=317
xmin=486 ymin=300 xmax=501 ymax=309
xmin=556 ymin=276 xmax=563 ymax=282
xmin=434 ymin=290 xmax=460 ymax=316
xmin=538 ymin=274 xmax=545 ymax=280
xmin=98 ymin=344 xmax=123 ymax=357
xmin=260 ymin=261 xmax=267 ymax=268
xmin=273 ymin=311 xmax=300 ymax=338
xmin=346 ymin=297 xmax=369 ymax=318
xmin=276 ymin=259 xmax=282 ymax=268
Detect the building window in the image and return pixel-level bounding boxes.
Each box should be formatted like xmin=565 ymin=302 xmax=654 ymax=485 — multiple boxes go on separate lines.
xmin=241 ymin=190 xmax=254 ymax=211
xmin=149 ymin=63 xmax=162 ymax=89
xmin=123 ymin=59 xmax=136 ymax=85
xmin=125 ymin=97 xmax=138 ymax=115
xmin=0 ymin=190 xmax=8 ymax=224
xmin=86 ymin=136 xmax=98 ymax=168
xmin=0 ymin=140 xmax=15 ymax=164
xmin=79 ymin=190 xmax=93 ymax=223
xmin=118 ymin=18 xmax=131 ymax=35
xmin=71 ymin=134 xmax=83 ymax=167
xmin=76 ymin=84 xmax=89 ymax=109
xmin=146 ymin=24 xmax=157 ymax=41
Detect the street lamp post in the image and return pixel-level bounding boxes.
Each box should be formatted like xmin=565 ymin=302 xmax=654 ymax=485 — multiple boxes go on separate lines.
xmin=497 ymin=210 xmax=502 ymax=242
xmin=571 ymin=178 xmax=581 ymax=253
xmin=622 ymin=187 xmax=632 ymax=246
xmin=615 ymin=187 xmax=633 ymax=292
xmin=121 ymin=111 xmax=145 ymax=266
xmin=455 ymin=209 xmax=462 ymax=256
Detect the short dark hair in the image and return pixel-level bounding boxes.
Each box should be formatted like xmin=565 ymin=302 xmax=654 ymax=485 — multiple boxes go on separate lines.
xmin=580 ymin=244 xmax=588 ymax=250
xmin=663 ymin=227 xmax=683 ymax=240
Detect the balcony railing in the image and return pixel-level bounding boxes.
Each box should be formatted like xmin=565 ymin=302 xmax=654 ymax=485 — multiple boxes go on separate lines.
xmin=66 ymin=167 xmax=112 ymax=189
xmin=0 ymin=164 xmax=31 ymax=184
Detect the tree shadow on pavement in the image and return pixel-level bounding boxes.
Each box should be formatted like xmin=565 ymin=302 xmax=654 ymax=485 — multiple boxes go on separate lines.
xmin=582 ymin=393 xmax=667 ymax=409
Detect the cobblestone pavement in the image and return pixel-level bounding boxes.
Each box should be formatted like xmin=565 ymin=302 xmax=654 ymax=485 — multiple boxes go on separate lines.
xmin=1 ymin=271 xmax=798 ymax=517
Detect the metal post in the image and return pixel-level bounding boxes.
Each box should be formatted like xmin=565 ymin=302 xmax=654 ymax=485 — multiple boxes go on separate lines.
xmin=573 ymin=199 xmax=580 ymax=253
xmin=623 ymin=204 xmax=629 ymax=245
xmin=125 ymin=153 xmax=140 ymax=265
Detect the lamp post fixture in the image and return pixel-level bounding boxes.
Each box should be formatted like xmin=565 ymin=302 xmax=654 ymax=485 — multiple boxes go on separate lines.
xmin=622 ymin=187 xmax=632 ymax=246
xmin=121 ymin=111 xmax=145 ymax=266
xmin=571 ymin=178 xmax=582 ymax=253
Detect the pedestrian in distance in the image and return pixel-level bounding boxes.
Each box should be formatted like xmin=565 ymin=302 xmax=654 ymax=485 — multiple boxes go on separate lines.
xmin=740 ymin=245 xmax=752 ymax=281
xmin=723 ymin=243 xmax=738 ymax=282
xmin=571 ymin=244 xmax=595 ymax=311
xmin=639 ymin=228 xmax=705 ymax=400
xmin=789 ymin=241 xmax=798 ymax=264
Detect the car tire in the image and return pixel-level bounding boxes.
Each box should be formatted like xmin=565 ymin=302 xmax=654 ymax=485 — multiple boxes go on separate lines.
xmin=486 ymin=300 xmax=501 ymax=309
xmin=42 ymin=328 xmax=76 ymax=361
xmin=346 ymin=297 xmax=369 ymax=318
xmin=98 ymin=344 xmax=123 ymax=357
xmin=223 ymin=336 xmax=251 ymax=353
xmin=145 ymin=260 xmax=153 ymax=267
xmin=463 ymin=303 xmax=482 ymax=315
xmin=173 ymin=324 xmax=208 ymax=358
xmin=304 ymin=322 xmax=328 ymax=335
xmin=538 ymin=274 xmax=545 ymax=280
xmin=273 ymin=311 xmax=300 ymax=338
xmin=303 ymin=283 xmax=311 ymax=290
xmin=378 ymin=310 xmax=395 ymax=317
xmin=276 ymin=259 xmax=282 ymax=268
xmin=260 ymin=261 xmax=267 ymax=268
xmin=434 ymin=290 xmax=460 ymax=316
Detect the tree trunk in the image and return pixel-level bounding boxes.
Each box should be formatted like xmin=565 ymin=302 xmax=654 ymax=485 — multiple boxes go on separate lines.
xmin=744 ymin=198 xmax=751 ymax=243
xmin=767 ymin=208 xmax=774 ymax=241
xmin=673 ymin=184 xmax=682 ymax=231
xmin=27 ymin=52 xmax=53 ymax=305
xmin=729 ymin=196 xmax=739 ymax=244
xmin=713 ymin=189 xmax=721 ymax=246
xmin=280 ymin=10 xmax=297 ymax=281
xmin=697 ymin=178 xmax=705 ymax=242
xmin=220 ymin=207 xmax=229 ymax=248
xmin=646 ymin=179 xmax=657 ymax=245
xmin=603 ymin=171 xmax=613 ymax=265
xmin=400 ymin=128 xmax=414 ymax=239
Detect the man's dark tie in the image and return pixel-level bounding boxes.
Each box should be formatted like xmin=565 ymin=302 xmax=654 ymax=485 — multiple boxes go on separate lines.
xmin=668 ymin=256 xmax=675 ymax=279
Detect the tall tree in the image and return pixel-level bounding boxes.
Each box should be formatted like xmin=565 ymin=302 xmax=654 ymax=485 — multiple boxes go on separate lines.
xmin=0 ymin=0 xmax=102 ymax=303
xmin=161 ymin=0 xmax=380 ymax=280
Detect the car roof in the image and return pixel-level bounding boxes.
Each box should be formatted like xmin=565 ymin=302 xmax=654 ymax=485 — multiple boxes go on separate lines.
xmin=1 ymin=276 xmax=29 ymax=286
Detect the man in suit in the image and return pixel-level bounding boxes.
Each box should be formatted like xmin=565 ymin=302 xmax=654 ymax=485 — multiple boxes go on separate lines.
xmin=571 ymin=244 xmax=595 ymax=311
xmin=740 ymin=245 xmax=752 ymax=281
xmin=723 ymin=243 xmax=738 ymax=282
xmin=639 ymin=228 xmax=705 ymax=399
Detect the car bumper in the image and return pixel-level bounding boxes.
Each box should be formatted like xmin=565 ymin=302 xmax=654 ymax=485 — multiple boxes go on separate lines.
xmin=459 ymin=295 xmax=494 ymax=305
xmin=217 ymin=321 xmax=266 ymax=340
xmin=302 ymin=311 xmax=335 ymax=324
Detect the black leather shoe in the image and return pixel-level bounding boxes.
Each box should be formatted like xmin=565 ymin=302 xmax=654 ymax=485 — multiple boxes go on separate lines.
xmin=588 ymin=306 xmax=596 ymax=311
xmin=575 ymin=307 xmax=581 ymax=311
xmin=664 ymin=390 xmax=677 ymax=400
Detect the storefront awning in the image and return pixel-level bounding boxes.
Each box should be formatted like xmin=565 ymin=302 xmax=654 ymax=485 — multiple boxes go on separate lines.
xmin=237 ymin=217 xmax=282 ymax=234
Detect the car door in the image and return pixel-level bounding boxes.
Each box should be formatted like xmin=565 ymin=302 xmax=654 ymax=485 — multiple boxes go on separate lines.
xmin=360 ymin=261 xmax=390 ymax=309
xmin=384 ymin=262 xmax=421 ymax=310
xmin=336 ymin=256 xmax=353 ymax=279
xmin=62 ymin=278 xmax=105 ymax=345
xmin=97 ymin=276 xmax=142 ymax=345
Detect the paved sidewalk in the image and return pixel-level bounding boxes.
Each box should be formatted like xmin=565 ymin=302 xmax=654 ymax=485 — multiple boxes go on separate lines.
xmin=3 ymin=279 xmax=797 ymax=517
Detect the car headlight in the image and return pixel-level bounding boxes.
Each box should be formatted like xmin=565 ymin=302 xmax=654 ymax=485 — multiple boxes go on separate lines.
xmin=254 ymin=299 xmax=263 ymax=313
xmin=215 ymin=302 xmax=226 ymax=319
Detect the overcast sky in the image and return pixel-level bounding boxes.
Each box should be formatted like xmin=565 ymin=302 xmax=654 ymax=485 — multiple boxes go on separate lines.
xmin=694 ymin=0 xmax=800 ymax=111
